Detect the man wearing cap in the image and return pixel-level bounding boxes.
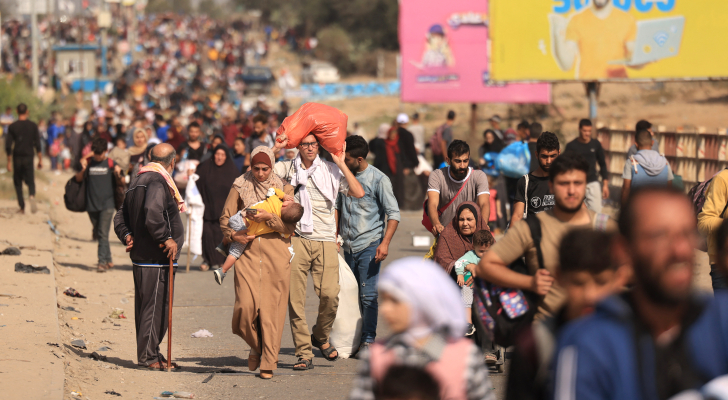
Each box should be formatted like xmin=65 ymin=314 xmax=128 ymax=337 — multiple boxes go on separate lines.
xmin=489 ymin=115 xmax=504 ymax=141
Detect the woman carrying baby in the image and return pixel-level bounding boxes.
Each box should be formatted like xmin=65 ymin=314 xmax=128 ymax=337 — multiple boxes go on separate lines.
xmin=219 ymin=145 xmax=296 ymax=380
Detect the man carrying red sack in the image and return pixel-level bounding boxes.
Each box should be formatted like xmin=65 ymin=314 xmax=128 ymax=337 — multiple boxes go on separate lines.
xmin=282 ymin=133 xmax=365 ymax=371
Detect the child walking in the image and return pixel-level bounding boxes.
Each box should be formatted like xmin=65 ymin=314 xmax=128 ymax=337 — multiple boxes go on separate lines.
xmin=453 ymin=230 xmax=495 ymax=336
xmin=213 ymin=187 xmax=304 ymax=285
xmin=349 ymin=257 xmax=495 ymax=400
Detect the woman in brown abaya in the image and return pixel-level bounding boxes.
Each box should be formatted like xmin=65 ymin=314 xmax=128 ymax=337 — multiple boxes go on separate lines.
xmin=219 ymin=145 xmax=295 ymax=380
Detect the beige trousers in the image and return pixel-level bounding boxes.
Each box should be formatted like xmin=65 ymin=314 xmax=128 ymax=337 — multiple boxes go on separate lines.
xmin=288 ymin=237 xmax=340 ymax=360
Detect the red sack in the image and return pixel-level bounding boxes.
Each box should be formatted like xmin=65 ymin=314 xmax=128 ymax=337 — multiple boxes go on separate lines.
xmin=276 ymin=103 xmax=348 ymax=157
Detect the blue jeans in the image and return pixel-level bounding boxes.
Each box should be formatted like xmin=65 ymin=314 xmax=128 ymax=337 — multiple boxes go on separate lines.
xmin=344 ymin=238 xmax=381 ymax=344
xmin=710 ymin=264 xmax=728 ymax=291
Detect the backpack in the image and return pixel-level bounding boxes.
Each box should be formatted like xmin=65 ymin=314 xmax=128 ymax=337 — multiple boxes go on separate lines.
xmin=64 ymin=158 xmax=121 ymax=212
xmin=690 ymin=169 xmax=728 ymax=251
xmin=473 ymin=217 xmax=543 ymax=347
xmin=689 ymin=169 xmax=727 ymax=218
xmin=473 ymin=212 xmax=610 ymax=347
xmin=64 ymin=169 xmax=89 ymax=212
xmin=429 ymin=124 xmax=445 ymax=156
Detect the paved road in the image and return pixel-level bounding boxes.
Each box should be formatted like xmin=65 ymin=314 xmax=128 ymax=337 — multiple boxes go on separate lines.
xmin=170 ymin=211 xmax=508 ymax=399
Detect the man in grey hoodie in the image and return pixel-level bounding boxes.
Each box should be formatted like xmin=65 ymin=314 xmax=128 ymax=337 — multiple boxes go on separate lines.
xmin=621 ymin=128 xmax=673 ymax=204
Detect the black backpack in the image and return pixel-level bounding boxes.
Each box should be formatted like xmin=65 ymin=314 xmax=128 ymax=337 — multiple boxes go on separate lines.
xmin=63 ymin=158 xmax=121 ymax=212
xmin=64 ymin=170 xmax=88 ymax=212
xmin=473 ymin=217 xmax=544 ymax=348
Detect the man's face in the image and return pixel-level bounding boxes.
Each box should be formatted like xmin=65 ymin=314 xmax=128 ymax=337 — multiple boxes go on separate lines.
xmin=344 ymin=153 xmax=363 ymax=173
xmin=580 ymin=126 xmax=592 ymax=142
xmin=625 ymin=194 xmax=696 ymax=305
xmin=538 ymin=150 xmax=560 ymax=173
xmin=298 ymin=135 xmax=319 ymax=162
xmin=449 ymin=153 xmax=470 ymax=180
xmin=490 ymin=120 xmax=500 ymax=130
xmin=254 ymin=121 xmax=266 ymax=135
xmin=559 ymin=269 xmax=625 ymax=319
xmin=188 ymin=127 xmax=201 ymax=141
xmin=549 ymin=169 xmax=587 ymax=213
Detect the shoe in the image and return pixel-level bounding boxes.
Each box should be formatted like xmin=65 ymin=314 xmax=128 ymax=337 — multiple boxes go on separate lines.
xmin=29 ymin=197 xmax=37 ymax=214
xmin=97 ymin=263 xmax=109 ymax=273
xmin=259 ymin=370 xmax=273 ymax=379
xmin=213 ymin=268 xmax=226 ymax=285
xmin=353 ymin=342 xmax=371 ymax=359
xmin=248 ymin=352 xmax=261 ymax=371
xmin=465 ymin=323 xmax=476 ymax=337
xmin=215 ymin=242 xmax=228 ymax=257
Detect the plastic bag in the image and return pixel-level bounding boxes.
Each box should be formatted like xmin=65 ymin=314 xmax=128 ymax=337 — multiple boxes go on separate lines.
xmin=482 ymin=152 xmax=500 ymax=176
xmin=496 ymin=142 xmax=531 ymax=178
xmin=174 ymin=159 xmax=199 ymax=190
xmin=329 ymin=254 xmax=362 ymax=358
xmin=276 ymin=103 xmax=348 ymax=157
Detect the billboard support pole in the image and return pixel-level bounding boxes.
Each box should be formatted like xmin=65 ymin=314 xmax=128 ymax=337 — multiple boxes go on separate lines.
xmin=587 ymin=82 xmax=598 ymax=120
xmin=470 ymin=103 xmax=477 ymax=139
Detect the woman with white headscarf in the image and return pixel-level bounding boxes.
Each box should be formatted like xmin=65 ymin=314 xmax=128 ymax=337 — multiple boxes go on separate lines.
xmin=349 ymin=257 xmax=494 ymax=400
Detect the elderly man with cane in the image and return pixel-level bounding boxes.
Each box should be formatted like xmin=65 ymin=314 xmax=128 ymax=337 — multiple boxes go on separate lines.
xmin=114 ymin=143 xmax=185 ymax=370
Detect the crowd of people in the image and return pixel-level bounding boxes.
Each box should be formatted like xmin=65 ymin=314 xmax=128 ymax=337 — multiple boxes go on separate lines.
xmin=9 ymin=87 xmax=728 ymax=398
xmin=4 ymin=10 xmax=728 ymax=394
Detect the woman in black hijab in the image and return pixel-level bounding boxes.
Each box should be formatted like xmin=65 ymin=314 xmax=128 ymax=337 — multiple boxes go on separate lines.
xmin=195 ymin=144 xmax=240 ymax=271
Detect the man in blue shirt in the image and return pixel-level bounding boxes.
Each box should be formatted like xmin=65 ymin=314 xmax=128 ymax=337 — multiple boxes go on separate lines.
xmin=553 ymin=187 xmax=728 ymax=400
xmin=337 ymin=135 xmax=400 ymax=357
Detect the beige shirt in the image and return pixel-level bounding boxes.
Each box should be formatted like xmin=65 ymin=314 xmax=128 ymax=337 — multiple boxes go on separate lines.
xmin=490 ymin=209 xmax=617 ymax=318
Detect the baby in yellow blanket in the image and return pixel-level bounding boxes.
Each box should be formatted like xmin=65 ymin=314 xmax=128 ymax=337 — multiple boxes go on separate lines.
xmin=213 ymin=187 xmax=304 ymax=285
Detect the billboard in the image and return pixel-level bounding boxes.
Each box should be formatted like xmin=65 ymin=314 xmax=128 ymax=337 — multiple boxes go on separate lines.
xmin=399 ymin=0 xmax=551 ymax=103
xmin=490 ymin=0 xmax=728 ymax=82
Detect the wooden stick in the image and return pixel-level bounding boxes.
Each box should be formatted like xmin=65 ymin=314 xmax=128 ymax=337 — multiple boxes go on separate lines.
xmin=167 ymin=255 xmax=174 ymax=372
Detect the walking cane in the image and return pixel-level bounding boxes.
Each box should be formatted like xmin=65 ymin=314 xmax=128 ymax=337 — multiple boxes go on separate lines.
xmin=166 ymin=253 xmax=175 ymax=372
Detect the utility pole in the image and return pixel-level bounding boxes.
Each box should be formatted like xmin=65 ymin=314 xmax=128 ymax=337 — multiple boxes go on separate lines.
xmin=31 ymin=0 xmax=40 ymax=91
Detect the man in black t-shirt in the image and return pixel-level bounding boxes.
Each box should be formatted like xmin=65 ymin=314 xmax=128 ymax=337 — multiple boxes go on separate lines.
xmin=76 ymin=137 xmax=121 ymax=271
xmin=177 ymin=121 xmax=206 ymax=161
xmin=4 ymin=103 xmax=42 ymax=214
xmin=511 ymin=131 xmax=560 ymax=226
xmin=564 ymin=119 xmax=609 ymax=212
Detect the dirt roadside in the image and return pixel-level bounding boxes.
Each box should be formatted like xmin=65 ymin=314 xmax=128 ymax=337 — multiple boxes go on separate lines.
xmin=0 ymin=168 xmax=195 ymax=400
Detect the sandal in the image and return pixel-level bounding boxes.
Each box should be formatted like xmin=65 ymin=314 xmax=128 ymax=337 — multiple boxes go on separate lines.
xmin=259 ymin=370 xmax=273 ymax=379
xmin=292 ymin=358 xmax=313 ymax=371
xmin=484 ymin=352 xmax=498 ymax=364
xmin=311 ymin=333 xmax=338 ymax=361
xmin=200 ymin=264 xmax=210 ymax=272
xmin=97 ymin=263 xmax=109 ymax=273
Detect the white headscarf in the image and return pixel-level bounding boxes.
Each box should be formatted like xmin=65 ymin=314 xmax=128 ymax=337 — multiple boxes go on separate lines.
xmin=379 ymin=257 xmax=466 ymax=344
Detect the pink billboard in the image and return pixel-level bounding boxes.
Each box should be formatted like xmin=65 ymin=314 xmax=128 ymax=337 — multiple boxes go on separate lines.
xmin=400 ymin=0 xmax=551 ymax=103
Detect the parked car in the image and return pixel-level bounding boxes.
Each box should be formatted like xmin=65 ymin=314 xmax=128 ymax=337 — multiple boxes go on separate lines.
xmin=239 ymin=66 xmax=275 ymax=94
xmin=301 ymin=61 xmax=340 ymax=84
